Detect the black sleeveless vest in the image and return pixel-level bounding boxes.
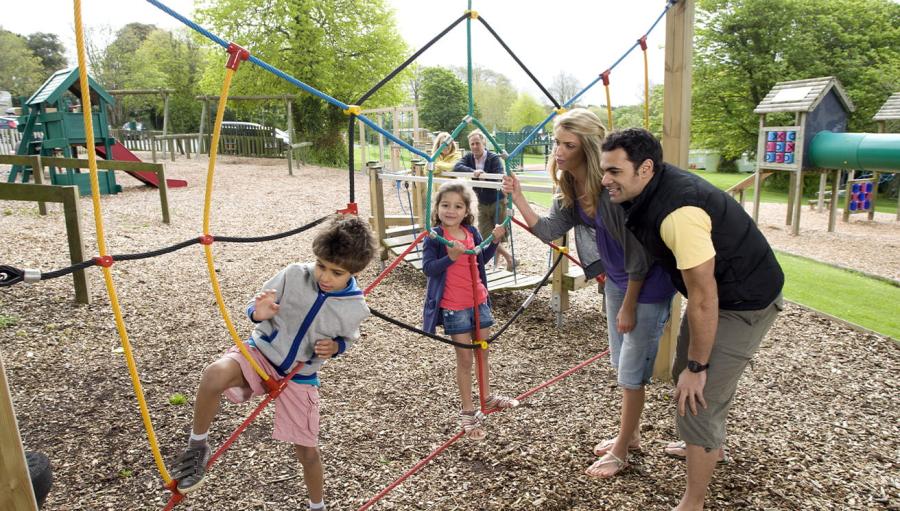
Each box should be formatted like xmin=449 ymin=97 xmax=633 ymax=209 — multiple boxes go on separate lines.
xmin=624 ymin=163 xmax=783 ymax=311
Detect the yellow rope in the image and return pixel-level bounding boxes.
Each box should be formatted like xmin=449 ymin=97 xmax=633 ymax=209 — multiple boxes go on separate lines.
xmin=643 ymin=48 xmax=650 ymax=129
xmin=73 ymin=0 xmax=171 ymax=484
xmin=202 ymin=67 xmax=271 ymax=382
xmin=604 ymin=85 xmax=614 ymax=131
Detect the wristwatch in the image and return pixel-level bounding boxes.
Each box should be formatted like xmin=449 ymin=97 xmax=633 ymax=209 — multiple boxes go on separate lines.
xmin=687 ymin=360 xmax=710 ymax=373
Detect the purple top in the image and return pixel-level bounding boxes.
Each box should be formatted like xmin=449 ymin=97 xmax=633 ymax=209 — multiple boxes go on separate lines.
xmin=576 ymin=203 xmax=675 ymax=304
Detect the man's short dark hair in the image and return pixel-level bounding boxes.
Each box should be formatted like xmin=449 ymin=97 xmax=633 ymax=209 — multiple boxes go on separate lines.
xmin=312 ymin=214 xmax=378 ymax=274
xmin=601 ymin=128 xmax=663 ymax=173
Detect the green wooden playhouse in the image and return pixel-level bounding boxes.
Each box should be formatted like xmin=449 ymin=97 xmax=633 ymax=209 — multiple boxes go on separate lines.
xmin=8 ymin=67 xmax=121 ymax=195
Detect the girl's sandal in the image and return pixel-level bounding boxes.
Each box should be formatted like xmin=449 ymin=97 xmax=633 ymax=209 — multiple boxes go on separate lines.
xmin=593 ymin=437 xmax=642 ymax=456
xmin=460 ymin=410 xmax=486 ymax=441
xmin=485 ymin=394 xmax=520 ymax=410
xmin=585 ymin=451 xmax=629 ymax=479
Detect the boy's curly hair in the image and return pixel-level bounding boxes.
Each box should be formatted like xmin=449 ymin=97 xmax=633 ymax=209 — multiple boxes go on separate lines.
xmin=312 ymin=214 xmax=379 ymax=274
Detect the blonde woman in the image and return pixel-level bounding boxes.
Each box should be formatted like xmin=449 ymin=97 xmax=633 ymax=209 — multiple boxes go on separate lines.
xmin=431 ymin=132 xmax=461 ymax=176
xmin=502 ymin=109 xmax=675 ymax=478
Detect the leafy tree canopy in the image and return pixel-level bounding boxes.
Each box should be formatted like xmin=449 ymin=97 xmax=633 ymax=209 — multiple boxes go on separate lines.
xmin=419 ymin=66 xmax=468 ymax=134
xmin=508 ymin=92 xmax=547 ymax=132
xmin=196 ymin=0 xmax=408 ymax=165
xmin=692 ymin=0 xmax=900 ymax=160
xmin=0 ymin=29 xmax=45 ymax=101
xmin=26 ymin=33 xmax=67 ymax=75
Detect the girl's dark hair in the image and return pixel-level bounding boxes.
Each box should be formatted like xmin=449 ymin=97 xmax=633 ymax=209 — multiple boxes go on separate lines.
xmin=431 ymin=183 xmax=475 ymax=227
xmin=311 ymin=214 xmax=379 ymax=273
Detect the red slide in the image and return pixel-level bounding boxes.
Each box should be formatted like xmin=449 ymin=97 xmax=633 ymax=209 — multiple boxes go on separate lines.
xmin=94 ymin=142 xmax=188 ymax=188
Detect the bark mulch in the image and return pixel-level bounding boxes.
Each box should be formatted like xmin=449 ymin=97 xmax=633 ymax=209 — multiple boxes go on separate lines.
xmin=1 ymin=156 xmax=897 ymax=510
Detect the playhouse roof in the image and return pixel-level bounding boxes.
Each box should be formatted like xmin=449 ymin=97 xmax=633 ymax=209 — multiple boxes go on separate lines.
xmin=26 ymin=67 xmax=115 ymax=107
xmin=873 ymin=92 xmax=900 ymax=121
xmin=754 ymin=76 xmax=854 ymax=115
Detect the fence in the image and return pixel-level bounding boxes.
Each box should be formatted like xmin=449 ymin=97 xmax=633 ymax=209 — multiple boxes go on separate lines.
xmin=111 ymin=127 xmax=288 ymax=159
xmin=0 ymin=128 xmax=22 ymax=154
xmin=494 ymin=128 xmax=552 ymax=170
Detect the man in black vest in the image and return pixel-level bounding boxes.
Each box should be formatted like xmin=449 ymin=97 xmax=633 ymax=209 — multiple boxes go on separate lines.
xmin=600 ymin=128 xmax=783 ymax=510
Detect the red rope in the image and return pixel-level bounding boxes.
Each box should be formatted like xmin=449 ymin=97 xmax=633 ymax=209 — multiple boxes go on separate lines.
xmin=355 ymin=349 xmax=610 ymax=511
xmin=162 ymin=360 xmax=307 ymax=509
xmin=510 ymin=216 xmax=605 ymax=284
xmin=364 ymin=230 xmax=429 ymax=296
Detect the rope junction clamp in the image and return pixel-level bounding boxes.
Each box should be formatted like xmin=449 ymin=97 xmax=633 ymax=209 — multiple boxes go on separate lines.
xmin=24 ymin=268 xmax=41 ymax=283
xmin=343 ymin=105 xmax=361 ymax=116
xmin=474 ymin=340 xmax=488 ymax=350
xmin=553 ymin=245 xmax=570 ymax=254
xmin=600 ymin=70 xmax=611 ymax=86
xmin=639 ymin=35 xmax=648 ymax=51
xmin=554 ymin=107 xmax=568 ymax=115
xmin=337 ymin=203 xmax=359 ymax=215
xmin=465 ymin=9 xmax=479 ymax=19
xmin=93 ymin=255 xmax=114 ymax=268
xmin=199 ymin=234 xmax=215 ymax=245
xmin=225 ymin=42 xmax=250 ymax=70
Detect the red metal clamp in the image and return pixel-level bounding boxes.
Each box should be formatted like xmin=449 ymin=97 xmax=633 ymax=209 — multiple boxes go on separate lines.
xmin=225 ymin=43 xmax=250 ymax=70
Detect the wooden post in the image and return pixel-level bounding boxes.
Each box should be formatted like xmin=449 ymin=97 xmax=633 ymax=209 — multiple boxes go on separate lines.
xmin=786 ymin=171 xmax=796 ymax=226
xmin=791 ymin=168 xmax=803 ymax=235
xmin=391 ymin=108 xmax=401 ymax=171
xmin=358 ymin=121 xmax=369 ymax=165
xmin=752 ymin=116 xmax=765 ymax=223
xmin=828 ymin=169 xmax=839 ymax=232
xmin=869 ymin=172 xmax=879 ymax=221
xmin=198 ymin=101 xmax=208 ymax=154
xmin=286 ymin=98 xmax=294 ymax=176
xmin=411 ymin=160 xmax=426 ymax=225
xmin=367 ymin=162 xmax=388 ymax=261
xmin=0 ymin=353 xmax=39 ymax=511
xmin=550 ymin=236 xmax=569 ymax=328
xmin=654 ymin=0 xmax=694 ymax=382
xmin=162 ymin=92 xmax=170 ymax=159
xmin=30 ymin=156 xmax=47 ymax=216
xmin=378 ymin=113 xmax=385 ymax=166
xmin=0 ymin=182 xmax=90 ymax=304
xmin=413 ymin=108 xmax=420 ymax=145
xmin=816 ymin=172 xmax=827 ymax=211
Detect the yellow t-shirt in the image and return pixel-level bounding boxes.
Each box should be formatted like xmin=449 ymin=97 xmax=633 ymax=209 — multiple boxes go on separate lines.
xmin=659 ymin=206 xmax=716 ymax=270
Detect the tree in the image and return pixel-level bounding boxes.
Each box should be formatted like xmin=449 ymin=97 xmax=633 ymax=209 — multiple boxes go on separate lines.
xmin=197 ymin=0 xmax=408 ymax=166
xmin=451 ymin=66 xmax=517 ymax=132
xmin=692 ymin=0 xmax=900 ymax=160
xmin=602 ymin=83 xmax=664 ymax=137
xmin=550 ymin=71 xmax=581 ymax=106
xmin=0 ymin=29 xmax=44 ymax=100
xmin=507 ymin=92 xmax=547 ymax=130
xmin=419 ymin=66 xmax=468 ymax=133
xmin=26 ymin=33 xmax=67 ymax=75
xmin=89 ymin=23 xmax=158 ymax=91
xmin=123 ymin=28 xmax=206 ymax=132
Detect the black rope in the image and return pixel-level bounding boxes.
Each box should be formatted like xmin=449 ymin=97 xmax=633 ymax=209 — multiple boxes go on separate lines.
xmin=356 ymin=13 xmax=468 ymax=105
xmin=348 ymin=114 xmax=356 ymax=203
xmin=215 ymin=215 xmax=328 ymax=243
xmin=3 ymin=216 xmax=331 ymax=286
xmin=487 ymin=252 xmax=563 ymax=343
xmin=369 ymin=307 xmax=478 ymax=349
xmin=477 ymin=17 xmax=561 ymax=109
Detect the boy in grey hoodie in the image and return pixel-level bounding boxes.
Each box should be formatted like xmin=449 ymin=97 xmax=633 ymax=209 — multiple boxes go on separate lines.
xmin=172 ymin=215 xmax=378 ymax=511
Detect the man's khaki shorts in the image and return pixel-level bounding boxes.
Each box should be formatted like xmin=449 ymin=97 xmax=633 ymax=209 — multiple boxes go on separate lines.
xmin=672 ymin=294 xmax=783 ymax=449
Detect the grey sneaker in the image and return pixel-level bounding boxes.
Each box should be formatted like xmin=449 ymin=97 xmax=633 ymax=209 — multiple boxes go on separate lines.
xmin=172 ymin=443 xmax=210 ymax=493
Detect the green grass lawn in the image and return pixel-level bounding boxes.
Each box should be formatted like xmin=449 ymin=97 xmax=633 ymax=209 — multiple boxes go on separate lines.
xmin=775 ymin=252 xmax=899 ymax=339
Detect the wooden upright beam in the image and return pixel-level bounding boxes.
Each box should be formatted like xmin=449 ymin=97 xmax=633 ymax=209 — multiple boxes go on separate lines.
xmin=0 ymin=353 xmax=38 ymax=511
xmin=654 ymin=0 xmax=694 ymax=382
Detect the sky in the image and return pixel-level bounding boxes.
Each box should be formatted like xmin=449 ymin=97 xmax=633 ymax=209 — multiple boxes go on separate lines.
xmin=4 ymin=0 xmax=672 ymax=108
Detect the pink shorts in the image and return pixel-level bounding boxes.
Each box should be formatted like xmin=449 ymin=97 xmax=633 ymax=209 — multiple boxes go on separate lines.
xmin=221 ymin=345 xmax=320 ymax=447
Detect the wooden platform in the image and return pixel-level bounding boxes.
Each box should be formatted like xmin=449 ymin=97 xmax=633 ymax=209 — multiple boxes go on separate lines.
xmin=383 ymin=226 xmax=545 ymax=292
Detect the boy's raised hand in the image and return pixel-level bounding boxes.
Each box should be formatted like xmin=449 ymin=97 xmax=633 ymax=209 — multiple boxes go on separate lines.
xmin=491 ymin=224 xmax=506 ymax=244
xmin=252 ymin=289 xmax=280 ymax=321
xmin=447 ymin=240 xmax=466 ymax=260
xmin=313 ymin=338 xmax=339 ymax=358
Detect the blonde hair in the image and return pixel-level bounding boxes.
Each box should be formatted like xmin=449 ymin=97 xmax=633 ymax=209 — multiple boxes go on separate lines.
xmin=431 ymin=131 xmax=458 ymax=157
xmin=431 ymin=183 xmax=475 ymax=228
xmin=548 ymin=108 xmax=607 ymax=213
